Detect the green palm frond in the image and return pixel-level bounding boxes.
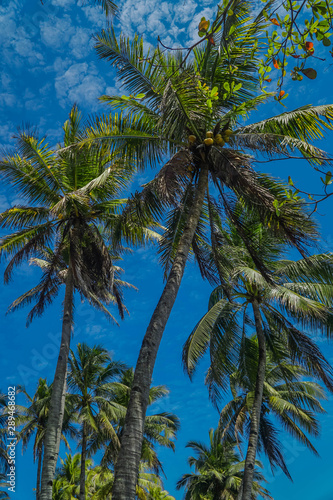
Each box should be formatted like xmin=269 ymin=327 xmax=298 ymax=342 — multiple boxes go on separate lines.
xmin=183 ymin=299 xmax=243 ymax=380
xmin=237 ymin=104 xmax=333 ymax=164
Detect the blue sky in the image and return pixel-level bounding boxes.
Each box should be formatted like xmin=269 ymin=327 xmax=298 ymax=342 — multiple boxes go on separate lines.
xmin=1 ymin=0 xmax=333 ymax=499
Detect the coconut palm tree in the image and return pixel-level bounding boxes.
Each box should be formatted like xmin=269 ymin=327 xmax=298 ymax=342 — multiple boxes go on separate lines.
xmin=82 ymin=1 xmax=333 ymax=495
xmin=218 ymin=336 xmax=327 ymax=479
xmin=146 ymin=487 xmax=175 ymax=500
xmin=0 ymin=106 xmax=158 ymax=500
xmin=182 ymin=215 xmax=333 ymax=499
xmin=52 ymin=453 xmax=91 ymax=500
xmin=52 ymin=454 xmax=167 ymax=500
xmin=66 ymin=343 xmax=126 ymax=500
xmin=176 ymin=429 xmax=271 ymax=500
xmin=16 ymin=379 xmax=77 ymax=500
xmin=88 ymin=367 xmax=180 ymax=475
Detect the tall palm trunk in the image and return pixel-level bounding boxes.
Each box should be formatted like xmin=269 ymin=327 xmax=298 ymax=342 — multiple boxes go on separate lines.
xmin=241 ymin=299 xmax=266 ymax=500
xmin=36 ymin=443 xmax=43 ymax=500
xmin=79 ymin=422 xmax=87 ymax=500
xmin=40 ymin=264 xmax=74 ymax=500
xmin=112 ymin=166 xmax=209 ymax=500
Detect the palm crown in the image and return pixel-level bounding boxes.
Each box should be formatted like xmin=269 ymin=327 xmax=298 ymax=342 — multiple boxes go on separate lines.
xmin=0 ymin=105 xmax=153 ymax=322
xmin=218 ymin=336 xmax=327 ymax=478
xmin=176 ymin=429 xmax=272 ymax=500
xmin=183 ymin=215 xmax=333 ymax=394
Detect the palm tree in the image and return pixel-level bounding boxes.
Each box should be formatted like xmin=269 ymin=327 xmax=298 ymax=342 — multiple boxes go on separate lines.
xmin=52 ymin=453 xmax=92 ymax=500
xmin=67 ymin=343 xmax=126 ymax=500
xmin=88 ymin=367 xmax=180 ymax=475
xmin=52 ymin=454 xmax=167 ymax=500
xmin=0 ymin=106 xmax=157 ymax=500
xmin=176 ymin=429 xmax=271 ymax=500
xmin=17 ymin=379 xmax=76 ymax=500
xmin=182 ymin=216 xmax=333 ymax=499
xmin=146 ymin=487 xmax=175 ymax=500
xmin=218 ymin=336 xmax=327 ymax=479
xmin=84 ymin=2 xmax=333 ymax=496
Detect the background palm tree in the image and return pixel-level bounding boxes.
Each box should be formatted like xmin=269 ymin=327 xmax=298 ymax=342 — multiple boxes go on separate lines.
xmin=0 ymin=105 xmax=159 ymax=500
xmin=84 ymin=2 xmax=333 ymax=496
xmin=218 ymin=336 xmax=327 ymax=479
xmin=67 ymin=343 xmax=126 ymax=500
xmin=52 ymin=453 xmax=92 ymax=500
xmin=17 ymin=379 xmax=73 ymax=500
xmin=183 ymin=215 xmax=333 ymax=499
xmin=176 ymin=429 xmax=272 ymax=500
xmin=88 ymin=367 xmax=180 ymax=475
xmin=52 ymin=454 xmax=170 ymax=500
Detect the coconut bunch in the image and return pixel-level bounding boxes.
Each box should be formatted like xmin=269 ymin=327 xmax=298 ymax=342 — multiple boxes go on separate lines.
xmin=188 ymin=128 xmax=233 ymax=148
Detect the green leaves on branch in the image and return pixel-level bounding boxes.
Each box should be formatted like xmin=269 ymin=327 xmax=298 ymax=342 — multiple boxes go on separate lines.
xmin=321 ymin=171 xmax=333 ymax=185
xmin=259 ymin=0 xmax=333 ymax=91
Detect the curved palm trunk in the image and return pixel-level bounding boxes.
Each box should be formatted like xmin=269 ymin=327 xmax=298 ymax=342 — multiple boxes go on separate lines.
xmin=241 ymin=299 xmax=266 ymax=500
xmin=79 ymin=422 xmax=87 ymax=500
xmin=36 ymin=444 xmax=43 ymax=500
xmin=40 ymin=264 xmax=74 ymax=500
xmin=112 ymin=166 xmax=209 ymax=500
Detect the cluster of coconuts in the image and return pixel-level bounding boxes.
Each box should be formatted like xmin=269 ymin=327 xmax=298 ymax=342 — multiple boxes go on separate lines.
xmin=188 ymin=129 xmax=233 ymax=147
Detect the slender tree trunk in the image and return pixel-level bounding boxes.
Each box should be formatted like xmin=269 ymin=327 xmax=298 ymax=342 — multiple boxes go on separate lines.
xmin=241 ymin=299 xmax=266 ymax=500
xmin=36 ymin=444 xmax=43 ymax=500
xmin=79 ymin=422 xmax=87 ymax=500
xmin=112 ymin=166 xmax=209 ymax=500
xmin=40 ymin=264 xmax=74 ymax=500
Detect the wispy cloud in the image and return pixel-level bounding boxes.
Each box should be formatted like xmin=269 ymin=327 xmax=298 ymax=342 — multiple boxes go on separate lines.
xmin=55 ymin=61 xmax=107 ymax=108
xmin=118 ymin=0 xmax=216 ymax=47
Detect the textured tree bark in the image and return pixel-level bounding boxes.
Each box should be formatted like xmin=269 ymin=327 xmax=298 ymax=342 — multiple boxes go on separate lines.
xmin=241 ymin=299 xmax=266 ymax=500
xmin=40 ymin=264 xmax=74 ymax=500
xmin=36 ymin=444 xmax=43 ymax=500
xmin=112 ymin=166 xmax=209 ymax=500
xmin=79 ymin=422 xmax=87 ymax=500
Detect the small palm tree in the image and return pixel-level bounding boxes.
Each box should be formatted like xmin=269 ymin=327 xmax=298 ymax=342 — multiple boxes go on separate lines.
xmin=67 ymin=343 xmax=126 ymax=500
xmin=183 ymin=216 xmax=333 ymax=499
xmin=52 ymin=455 xmax=167 ymax=500
xmin=0 ymin=105 xmax=157 ymax=500
xmin=52 ymin=453 xmax=92 ymax=500
xmin=16 ymin=379 xmax=77 ymax=500
xmin=146 ymin=486 xmax=175 ymax=500
xmin=94 ymin=368 xmax=180 ymax=475
xmin=218 ymin=336 xmax=327 ymax=478
xmin=176 ymin=429 xmax=272 ymax=500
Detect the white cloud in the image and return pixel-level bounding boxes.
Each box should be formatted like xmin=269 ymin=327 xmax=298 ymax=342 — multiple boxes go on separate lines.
xmin=0 ymin=1 xmax=44 ymax=66
xmin=51 ymin=0 xmax=75 ymax=8
xmin=0 ymin=93 xmax=17 ymax=108
xmin=55 ymin=62 xmax=106 ymax=108
xmin=118 ymin=0 xmax=217 ymax=47
xmin=69 ymin=27 xmax=92 ymax=58
xmin=85 ymin=324 xmax=107 ymax=339
xmin=81 ymin=5 xmax=108 ymax=28
xmin=40 ymin=15 xmax=75 ymax=48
